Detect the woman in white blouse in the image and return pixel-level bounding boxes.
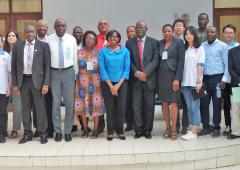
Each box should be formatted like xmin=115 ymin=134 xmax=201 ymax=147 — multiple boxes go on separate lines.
xmin=181 ymin=26 xmax=205 ymax=140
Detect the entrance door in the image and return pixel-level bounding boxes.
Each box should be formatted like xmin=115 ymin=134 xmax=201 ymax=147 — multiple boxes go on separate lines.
xmin=0 ymin=15 xmax=10 ymax=37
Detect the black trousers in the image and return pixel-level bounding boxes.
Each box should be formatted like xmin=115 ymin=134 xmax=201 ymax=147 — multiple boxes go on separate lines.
xmin=33 ymin=88 xmax=54 ymax=134
xmin=0 ymin=94 xmax=9 ymax=135
xmin=102 ymin=82 xmax=127 ymax=135
xmin=200 ymin=74 xmax=223 ymax=130
xmin=125 ymin=80 xmax=134 ymax=128
xmin=133 ymin=82 xmax=155 ymax=135
xmin=20 ymin=75 xmax=47 ymax=136
xmin=177 ymin=92 xmax=189 ymax=130
xmin=223 ymin=83 xmax=232 ymax=128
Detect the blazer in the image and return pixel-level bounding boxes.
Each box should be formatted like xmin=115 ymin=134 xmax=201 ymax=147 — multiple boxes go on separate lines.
xmin=158 ymin=37 xmax=185 ymax=81
xmin=228 ymin=45 xmax=240 ymax=87
xmin=125 ymin=36 xmax=159 ymax=90
xmin=12 ymin=40 xmax=51 ymax=90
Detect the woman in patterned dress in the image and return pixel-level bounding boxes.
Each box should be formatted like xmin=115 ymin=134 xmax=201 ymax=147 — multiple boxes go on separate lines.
xmin=75 ymin=31 xmax=104 ymax=139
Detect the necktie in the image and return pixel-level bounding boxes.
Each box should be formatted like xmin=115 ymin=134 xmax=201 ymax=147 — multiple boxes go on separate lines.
xmin=138 ymin=39 xmax=143 ymax=69
xmin=26 ymin=42 xmax=33 ymax=74
xmin=59 ymin=37 xmax=64 ymax=68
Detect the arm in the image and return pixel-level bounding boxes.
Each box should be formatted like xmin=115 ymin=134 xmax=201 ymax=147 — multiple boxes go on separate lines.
xmin=11 ymin=44 xmax=20 ymax=96
xmin=125 ymin=40 xmax=138 ymax=75
xmin=98 ymin=50 xmax=109 ymax=81
xmin=221 ymin=44 xmax=230 ymax=83
xmin=174 ymin=39 xmax=185 ymax=81
xmin=42 ymin=43 xmax=51 ymax=95
xmin=228 ymin=49 xmax=240 ymax=85
xmin=6 ymin=54 xmax=12 ymax=97
xmin=73 ymin=39 xmax=79 ymax=76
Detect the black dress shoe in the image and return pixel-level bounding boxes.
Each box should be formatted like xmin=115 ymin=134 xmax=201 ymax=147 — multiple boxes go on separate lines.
xmin=48 ymin=132 xmax=54 ymax=138
xmin=71 ymin=126 xmax=78 ymax=132
xmin=145 ymin=133 xmax=152 ymax=139
xmin=107 ymin=135 xmax=113 ymax=141
xmin=197 ymin=129 xmax=211 ymax=136
xmin=40 ymin=136 xmax=48 ymax=144
xmin=0 ymin=134 xmax=6 ymax=143
xmin=124 ymin=126 xmax=133 ymax=132
xmin=55 ymin=133 xmax=62 ymax=142
xmin=227 ymin=134 xmax=240 ymax=140
xmin=33 ymin=130 xmax=40 ymax=138
xmin=65 ymin=134 xmax=72 ymax=142
xmin=117 ymin=133 xmax=126 ymax=140
xmin=19 ymin=136 xmax=32 ymax=144
xmin=212 ymin=130 xmax=220 ymax=138
xmin=134 ymin=133 xmax=142 ymax=139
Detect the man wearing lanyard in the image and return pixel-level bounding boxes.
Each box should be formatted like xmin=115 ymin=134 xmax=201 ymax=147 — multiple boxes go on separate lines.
xmin=48 ymin=18 xmax=78 ymax=142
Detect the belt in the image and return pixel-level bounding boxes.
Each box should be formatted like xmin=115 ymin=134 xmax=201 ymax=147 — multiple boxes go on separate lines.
xmin=204 ymin=73 xmax=223 ymax=78
xmin=51 ymin=66 xmax=73 ymax=71
xmin=23 ymin=74 xmax=32 ymax=77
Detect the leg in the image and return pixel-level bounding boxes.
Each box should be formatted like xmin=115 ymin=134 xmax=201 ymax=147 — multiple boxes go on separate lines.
xmin=46 ymin=88 xmax=54 ymax=135
xmin=11 ymin=89 xmax=22 ymax=131
xmin=162 ymin=102 xmax=171 ymax=129
xmin=170 ymin=103 xmax=178 ymax=131
xmin=125 ymin=80 xmax=133 ymax=130
xmin=0 ymin=95 xmax=9 ymax=136
xmin=62 ymin=68 xmax=75 ymax=134
xmin=223 ymin=83 xmax=232 ymax=131
xmin=200 ymin=86 xmax=211 ymax=130
xmin=50 ymin=70 xmax=62 ymax=134
xmin=181 ymin=93 xmax=189 ymax=132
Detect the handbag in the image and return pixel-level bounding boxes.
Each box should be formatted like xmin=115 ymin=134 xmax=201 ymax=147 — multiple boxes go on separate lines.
xmin=191 ymin=84 xmax=207 ymax=100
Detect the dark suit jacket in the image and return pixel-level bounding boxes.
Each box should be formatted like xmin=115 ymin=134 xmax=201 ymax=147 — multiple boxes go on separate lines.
xmin=125 ymin=36 xmax=159 ymax=90
xmin=158 ymin=37 xmax=185 ymax=81
xmin=228 ymin=45 xmax=240 ymax=87
xmin=12 ymin=40 xmax=51 ymax=90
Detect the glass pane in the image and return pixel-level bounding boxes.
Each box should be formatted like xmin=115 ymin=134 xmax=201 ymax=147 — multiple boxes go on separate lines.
xmin=0 ymin=0 xmax=9 ymax=12
xmin=12 ymin=0 xmax=41 ymax=12
xmin=215 ymin=0 xmax=240 ymax=8
xmin=219 ymin=15 xmax=240 ymax=41
xmin=17 ymin=20 xmax=37 ymax=40
xmin=0 ymin=20 xmax=6 ymax=37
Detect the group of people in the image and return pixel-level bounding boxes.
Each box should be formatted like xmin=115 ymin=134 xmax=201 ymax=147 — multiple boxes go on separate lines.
xmin=0 ymin=12 xmax=240 ymax=144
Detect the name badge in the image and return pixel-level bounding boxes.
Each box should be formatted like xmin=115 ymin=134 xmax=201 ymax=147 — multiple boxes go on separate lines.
xmin=87 ymin=61 xmax=94 ymax=70
xmin=162 ymin=51 xmax=168 ymax=60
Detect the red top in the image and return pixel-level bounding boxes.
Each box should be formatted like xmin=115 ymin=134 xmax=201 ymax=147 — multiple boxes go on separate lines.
xmin=96 ymin=34 xmax=108 ymax=50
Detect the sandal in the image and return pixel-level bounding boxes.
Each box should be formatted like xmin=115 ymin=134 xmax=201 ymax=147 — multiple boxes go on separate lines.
xmin=91 ymin=130 xmax=98 ymax=139
xmin=163 ymin=128 xmax=171 ymax=139
xmin=171 ymin=129 xmax=178 ymax=140
xmin=81 ymin=130 xmax=89 ymax=138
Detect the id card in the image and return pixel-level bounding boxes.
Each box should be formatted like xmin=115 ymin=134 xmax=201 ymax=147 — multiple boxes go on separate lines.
xmin=162 ymin=51 xmax=168 ymax=60
xmin=87 ymin=61 xmax=94 ymax=70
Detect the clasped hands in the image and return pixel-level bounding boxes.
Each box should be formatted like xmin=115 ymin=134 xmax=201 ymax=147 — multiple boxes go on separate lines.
xmin=13 ymin=85 xmax=48 ymax=96
xmin=110 ymin=83 xmax=121 ymax=96
xmin=136 ymin=71 xmax=147 ymax=81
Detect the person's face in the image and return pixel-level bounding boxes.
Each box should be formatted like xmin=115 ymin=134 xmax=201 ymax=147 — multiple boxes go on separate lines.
xmin=182 ymin=16 xmax=190 ymax=27
xmin=162 ymin=26 xmax=173 ymax=40
xmin=223 ymin=27 xmax=235 ymax=42
xmin=206 ymin=27 xmax=217 ymax=42
xmin=185 ymin=30 xmax=194 ymax=44
xmin=73 ymin=27 xmax=83 ymax=42
xmin=36 ymin=22 xmax=48 ymax=37
xmin=108 ymin=32 xmax=120 ymax=46
xmin=85 ymin=33 xmax=96 ymax=48
xmin=135 ymin=22 xmax=147 ymax=39
xmin=127 ymin=27 xmax=136 ymax=40
xmin=7 ymin=32 xmax=17 ymax=45
xmin=97 ymin=20 xmax=109 ymax=35
xmin=25 ymin=26 xmax=36 ymax=42
xmin=198 ymin=15 xmax=209 ymax=29
xmin=174 ymin=22 xmax=185 ymax=35
xmin=54 ymin=20 xmax=66 ymax=37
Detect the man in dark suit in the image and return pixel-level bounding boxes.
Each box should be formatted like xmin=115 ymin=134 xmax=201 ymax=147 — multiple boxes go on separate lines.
xmin=12 ymin=25 xmax=50 ymax=144
xmin=228 ymin=45 xmax=240 ymax=139
xmin=126 ymin=20 xmax=159 ymax=139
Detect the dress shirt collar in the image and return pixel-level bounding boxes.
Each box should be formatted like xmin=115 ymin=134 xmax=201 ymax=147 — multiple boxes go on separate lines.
xmin=37 ymin=34 xmax=48 ymax=42
xmin=25 ymin=39 xmax=35 ymax=46
xmin=137 ymin=35 xmax=146 ymax=42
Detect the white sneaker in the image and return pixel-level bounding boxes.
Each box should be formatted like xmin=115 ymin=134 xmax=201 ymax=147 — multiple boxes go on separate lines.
xmin=181 ymin=131 xmax=197 ymax=141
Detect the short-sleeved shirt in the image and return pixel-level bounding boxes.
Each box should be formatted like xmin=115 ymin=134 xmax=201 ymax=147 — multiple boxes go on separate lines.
xmin=0 ymin=49 xmax=11 ymax=94
xmin=182 ymin=46 xmax=205 ymax=87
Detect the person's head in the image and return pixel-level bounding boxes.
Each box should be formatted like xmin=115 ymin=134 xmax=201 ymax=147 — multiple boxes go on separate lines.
xmin=162 ymin=24 xmax=174 ymax=41
xmin=82 ymin=30 xmax=98 ymax=49
xmin=206 ymin=26 xmax=217 ymax=42
xmin=25 ymin=25 xmax=36 ymax=42
xmin=36 ymin=19 xmax=48 ymax=38
xmin=198 ymin=13 xmax=209 ymax=29
xmin=97 ymin=19 xmax=110 ymax=36
xmin=184 ymin=26 xmax=200 ymax=49
xmin=54 ymin=18 xmax=67 ymax=37
xmin=126 ymin=25 xmax=136 ymax=40
xmin=73 ymin=26 xmax=83 ymax=44
xmin=181 ymin=13 xmax=190 ymax=27
xmin=0 ymin=34 xmax=3 ymax=49
xmin=173 ymin=19 xmax=186 ymax=37
xmin=223 ymin=24 xmax=237 ymax=43
xmin=135 ymin=20 xmax=148 ymax=39
xmin=3 ymin=31 xmax=19 ymax=53
xmin=106 ymin=29 xmax=121 ymax=47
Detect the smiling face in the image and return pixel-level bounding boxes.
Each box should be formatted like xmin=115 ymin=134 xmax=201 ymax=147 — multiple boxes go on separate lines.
xmin=135 ymin=21 xmax=148 ymax=39
xmin=223 ymin=27 xmax=235 ymax=42
xmin=54 ymin=19 xmax=67 ymax=37
xmin=198 ymin=14 xmax=209 ymax=29
xmin=25 ymin=25 xmax=36 ymax=42
xmin=73 ymin=27 xmax=83 ymax=43
xmin=126 ymin=26 xmax=136 ymax=40
xmin=85 ymin=33 xmax=96 ymax=48
xmin=162 ymin=26 xmax=174 ymax=40
xmin=174 ymin=21 xmax=185 ymax=36
xmin=97 ymin=19 xmax=109 ymax=35
xmin=7 ymin=32 xmax=18 ymax=45
xmin=107 ymin=32 xmax=120 ymax=47
xmin=206 ymin=26 xmax=217 ymax=42
xmin=36 ymin=20 xmax=48 ymax=38
xmin=185 ymin=30 xmax=194 ymax=44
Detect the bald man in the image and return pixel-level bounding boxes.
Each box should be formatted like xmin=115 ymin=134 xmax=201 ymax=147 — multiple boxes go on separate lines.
xmin=12 ymin=25 xmax=50 ymax=144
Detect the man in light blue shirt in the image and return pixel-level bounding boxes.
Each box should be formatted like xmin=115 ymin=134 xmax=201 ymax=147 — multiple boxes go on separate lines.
xmin=198 ymin=26 xmax=230 ymax=138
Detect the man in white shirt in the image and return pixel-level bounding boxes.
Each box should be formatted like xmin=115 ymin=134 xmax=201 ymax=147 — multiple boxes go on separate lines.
xmin=48 ymin=18 xmax=78 ymax=142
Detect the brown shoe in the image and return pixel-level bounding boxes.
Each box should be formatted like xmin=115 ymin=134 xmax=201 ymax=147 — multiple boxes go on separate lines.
xmin=91 ymin=130 xmax=98 ymax=139
xmin=171 ymin=129 xmax=178 ymax=140
xmin=81 ymin=130 xmax=89 ymax=138
xmin=163 ymin=128 xmax=171 ymax=139
xmin=117 ymin=133 xmax=126 ymax=140
xmin=9 ymin=130 xmax=18 ymax=138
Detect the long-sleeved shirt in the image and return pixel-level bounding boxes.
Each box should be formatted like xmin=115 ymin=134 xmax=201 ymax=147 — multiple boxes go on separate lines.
xmin=0 ymin=49 xmax=11 ymax=94
xmin=202 ymin=39 xmax=230 ymax=83
xmin=98 ymin=45 xmax=130 ymax=82
xmin=48 ymin=33 xmax=78 ymax=75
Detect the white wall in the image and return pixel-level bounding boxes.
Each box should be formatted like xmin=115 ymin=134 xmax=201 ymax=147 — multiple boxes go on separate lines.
xmin=43 ymin=0 xmax=213 ymax=42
